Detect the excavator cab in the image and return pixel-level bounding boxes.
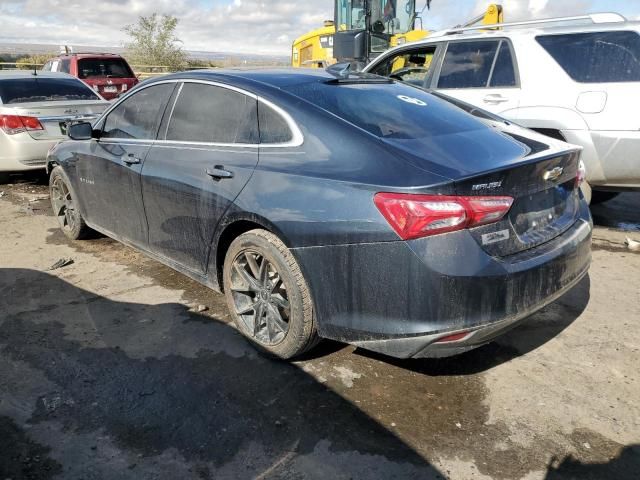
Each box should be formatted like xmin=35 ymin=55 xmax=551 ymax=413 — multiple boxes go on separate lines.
xmin=334 ymin=0 xmax=419 ymax=66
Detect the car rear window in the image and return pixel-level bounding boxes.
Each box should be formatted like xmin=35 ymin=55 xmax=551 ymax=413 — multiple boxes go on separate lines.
xmin=536 ymin=31 xmax=640 ymax=83
xmin=78 ymin=58 xmax=134 ymax=79
xmin=285 ymin=80 xmax=485 ymax=139
xmin=0 ymin=77 xmax=100 ymax=104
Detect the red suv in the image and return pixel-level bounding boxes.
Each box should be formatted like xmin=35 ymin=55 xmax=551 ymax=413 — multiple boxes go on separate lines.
xmin=42 ymin=53 xmax=139 ymax=100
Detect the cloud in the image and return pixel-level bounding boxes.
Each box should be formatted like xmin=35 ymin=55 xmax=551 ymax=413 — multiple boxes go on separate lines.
xmin=0 ymin=0 xmax=332 ymax=56
xmin=470 ymin=0 xmax=595 ymax=22
xmin=0 ymin=0 xmax=633 ymax=56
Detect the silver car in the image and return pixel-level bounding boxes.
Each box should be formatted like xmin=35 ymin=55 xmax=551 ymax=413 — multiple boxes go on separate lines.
xmin=0 ymin=71 xmax=109 ymax=183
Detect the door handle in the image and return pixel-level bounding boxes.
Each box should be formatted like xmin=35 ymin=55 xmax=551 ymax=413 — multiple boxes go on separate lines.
xmin=483 ymin=94 xmax=509 ymax=104
xmin=123 ymin=153 xmax=141 ymax=165
xmin=206 ymin=166 xmax=234 ymax=179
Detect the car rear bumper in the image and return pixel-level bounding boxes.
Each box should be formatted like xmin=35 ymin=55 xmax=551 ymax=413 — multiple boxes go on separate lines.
xmin=562 ymin=129 xmax=640 ymax=189
xmin=292 ymin=201 xmax=592 ymax=358
xmin=0 ymin=133 xmax=57 ymax=172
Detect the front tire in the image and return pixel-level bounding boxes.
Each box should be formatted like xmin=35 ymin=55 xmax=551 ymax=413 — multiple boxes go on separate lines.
xmin=223 ymin=229 xmax=319 ymax=359
xmin=49 ymin=167 xmax=92 ymax=240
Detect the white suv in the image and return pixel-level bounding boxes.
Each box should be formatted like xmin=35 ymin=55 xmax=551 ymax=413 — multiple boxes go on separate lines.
xmin=363 ymin=13 xmax=639 ymax=203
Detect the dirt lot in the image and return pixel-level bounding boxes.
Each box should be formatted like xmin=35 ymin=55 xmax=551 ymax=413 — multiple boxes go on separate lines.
xmin=1 ymin=173 xmax=638 ymax=480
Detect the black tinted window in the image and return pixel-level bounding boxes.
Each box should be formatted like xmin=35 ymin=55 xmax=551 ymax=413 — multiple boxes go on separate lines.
xmin=537 ymin=31 xmax=640 ymax=83
xmin=438 ymin=41 xmax=500 ymax=88
xmin=491 ymin=41 xmax=517 ymax=87
xmin=166 ymin=83 xmax=259 ymax=144
xmin=0 ymin=77 xmax=99 ymax=104
xmin=59 ymin=59 xmax=71 ymax=74
xmin=258 ymin=103 xmax=292 ymax=144
xmin=102 ymin=83 xmax=173 ymax=140
xmin=78 ymin=58 xmax=134 ymax=79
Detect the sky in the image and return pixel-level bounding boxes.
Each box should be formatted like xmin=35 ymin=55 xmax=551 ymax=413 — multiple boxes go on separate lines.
xmin=1 ymin=0 xmax=640 ymax=56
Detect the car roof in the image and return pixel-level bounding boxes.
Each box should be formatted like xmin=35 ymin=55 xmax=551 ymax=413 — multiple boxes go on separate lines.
xmin=55 ymin=53 xmax=125 ymax=59
xmin=0 ymin=71 xmax=78 ymax=81
xmin=388 ymin=16 xmax=640 ymax=50
xmin=157 ymin=68 xmax=338 ymax=89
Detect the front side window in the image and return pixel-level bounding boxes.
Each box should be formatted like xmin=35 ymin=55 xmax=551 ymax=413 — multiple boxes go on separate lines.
xmin=102 ymin=83 xmax=174 ymax=140
xmin=165 ymin=83 xmax=259 ymax=144
xmin=490 ymin=41 xmax=517 ymax=87
xmin=0 ymin=77 xmax=99 ymax=104
xmin=537 ymin=31 xmax=640 ymax=83
xmin=370 ymin=46 xmax=437 ymax=86
xmin=438 ymin=40 xmax=502 ymax=89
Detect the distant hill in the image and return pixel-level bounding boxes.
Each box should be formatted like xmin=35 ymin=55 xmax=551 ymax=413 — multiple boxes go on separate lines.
xmin=0 ymin=42 xmax=289 ymax=67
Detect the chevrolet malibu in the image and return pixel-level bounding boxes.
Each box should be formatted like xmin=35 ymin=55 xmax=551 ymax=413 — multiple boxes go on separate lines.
xmin=46 ymin=69 xmax=592 ymax=359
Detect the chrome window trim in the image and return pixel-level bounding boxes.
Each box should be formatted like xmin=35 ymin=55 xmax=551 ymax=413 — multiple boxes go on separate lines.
xmin=96 ymin=78 xmax=304 ymax=148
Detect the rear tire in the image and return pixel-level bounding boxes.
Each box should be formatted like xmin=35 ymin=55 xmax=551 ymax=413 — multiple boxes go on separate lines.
xmin=591 ymin=191 xmax=620 ymax=205
xmin=223 ymin=229 xmax=319 ymax=359
xmin=49 ymin=166 xmax=92 ymax=240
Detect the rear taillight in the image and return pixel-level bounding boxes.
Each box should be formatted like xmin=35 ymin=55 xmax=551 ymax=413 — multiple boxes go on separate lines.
xmin=374 ymin=193 xmax=514 ymax=240
xmin=0 ymin=114 xmax=44 ymax=135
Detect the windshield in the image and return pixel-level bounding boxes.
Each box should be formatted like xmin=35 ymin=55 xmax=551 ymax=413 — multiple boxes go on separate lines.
xmin=336 ymin=0 xmax=415 ymax=34
xmin=0 ymin=77 xmax=100 ymax=104
xmin=78 ymin=58 xmax=134 ymax=79
xmin=286 ymin=80 xmax=484 ymax=139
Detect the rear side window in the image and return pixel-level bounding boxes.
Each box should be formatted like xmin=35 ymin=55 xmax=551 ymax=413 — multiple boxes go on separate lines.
xmin=438 ymin=41 xmax=500 ymax=88
xmin=0 ymin=77 xmax=99 ymax=104
xmin=258 ymin=103 xmax=293 ymax=144
xmin=537 ymin=31 xmax=640 ymax=83
xmin=78 ymin=58 xmax=134 ymax=79
xmin=59 ymin=59 xmax=71 ymax=74
xmin=166 ymin=83 xmax=259 ymax=144
xmin=102 ymin=83 xmax=174 ymax=140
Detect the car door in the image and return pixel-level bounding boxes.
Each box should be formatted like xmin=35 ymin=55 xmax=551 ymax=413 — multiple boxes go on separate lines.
xmin=74 ymin=82 xmax=176 ymax=246
xmin=431 ymin=39 xmax=521 ymax=117
xmin=368 ymin=44 xmax=443 ymax=88
xmin=141 ymin=81 xmax=260 ymax=274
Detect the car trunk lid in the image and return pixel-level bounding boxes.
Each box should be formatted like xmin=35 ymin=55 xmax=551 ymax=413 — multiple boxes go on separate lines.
xmin=455 ymin=147 xmax=582 ymax=257
xmin=8 ymin=100 xmax=109 ymax=140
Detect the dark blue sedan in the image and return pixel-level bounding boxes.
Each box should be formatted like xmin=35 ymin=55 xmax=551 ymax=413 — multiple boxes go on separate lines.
xmin=47 ymin=68 xmax=592 ymax=359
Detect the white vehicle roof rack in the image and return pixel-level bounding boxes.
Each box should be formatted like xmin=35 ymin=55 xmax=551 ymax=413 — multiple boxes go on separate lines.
xmin=443 ymin=12 xmax=627 ymax=35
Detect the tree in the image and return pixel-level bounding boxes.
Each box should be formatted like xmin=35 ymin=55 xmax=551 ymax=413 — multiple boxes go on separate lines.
xmin=123 ymin=13 xmax=188 ymax=71
xmin=15 ymin=53 xmax=55 ymax=70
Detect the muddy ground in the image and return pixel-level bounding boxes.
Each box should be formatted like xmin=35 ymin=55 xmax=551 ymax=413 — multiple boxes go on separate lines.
xmin=0 ymin=172 xmax=638 ymax=480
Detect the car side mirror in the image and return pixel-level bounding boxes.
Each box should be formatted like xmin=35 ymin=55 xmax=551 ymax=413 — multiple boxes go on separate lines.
xmin=68 ymin=122 xmax=94 ymax=141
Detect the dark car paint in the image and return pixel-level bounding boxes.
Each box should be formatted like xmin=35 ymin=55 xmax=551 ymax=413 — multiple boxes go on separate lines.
xmin=48 ymin=69 xmax=592 ymax=358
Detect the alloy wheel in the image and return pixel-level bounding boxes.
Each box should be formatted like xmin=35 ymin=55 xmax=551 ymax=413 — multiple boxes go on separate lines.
xmin=51 ymin=177 xmax=79 ymax=233
xmin=229 ymin=250 xmax=291 ymax=346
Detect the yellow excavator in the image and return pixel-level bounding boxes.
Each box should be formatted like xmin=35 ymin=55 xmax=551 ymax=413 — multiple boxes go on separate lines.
xmin=292 ymin=2 xmax=503 ymax=68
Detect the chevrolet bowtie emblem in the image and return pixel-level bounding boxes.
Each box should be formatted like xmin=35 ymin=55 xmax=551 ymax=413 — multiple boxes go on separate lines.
xmin=543 ymin=167 xmax=564 ymax=182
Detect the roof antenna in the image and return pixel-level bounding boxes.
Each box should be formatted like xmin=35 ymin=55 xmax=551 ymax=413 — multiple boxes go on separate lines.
xmin=32 ymin=64 xmax=38 ymax=76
